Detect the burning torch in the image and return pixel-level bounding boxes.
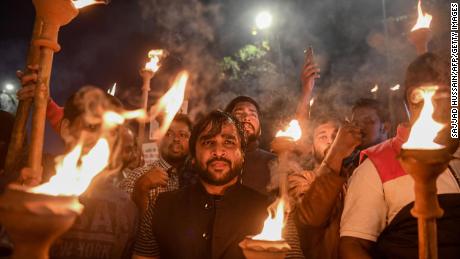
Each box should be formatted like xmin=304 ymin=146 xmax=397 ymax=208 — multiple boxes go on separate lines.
xmin=409 ymin=0 xmax=433 ymax=55
xmin=398 ymin=86 xmax=450 ymax=259
xmin=5 ymin=0 xmax=109 ymax=184
xmin=138 ymin=49 xmax=166 ymax=146
xmin=0 ymin=104 xmax=125 ymax=259
xmin=239 ymin=120 xmax=301 ymax=259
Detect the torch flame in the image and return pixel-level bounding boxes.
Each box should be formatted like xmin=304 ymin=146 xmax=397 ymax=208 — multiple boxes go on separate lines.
xmin=253 ymin=199 xmax=285 ymax=241
xmin=309 ymin=98 xmax=315 ymax=107
xmin=29 ymin=108 xmax=144 ymax=196
xmin=371 ymin=84 xmax=379 ymax=93
xmin=145 ymin=49 xmax=165 ymax=72
xmin=103 ymin=109 xmax=147 ymax=127
xmin=275 ymin=120 xmax=302 ymax=141
xmin=107 ymin=83 xmax=117 ymax=96
xmin=411 ymin=0 xmax=432 ymax=32
xmin=390 ymin=84 xmax=400 ymax=91
xmin=72 ymin=0 xmax=107 ymax=9
xmin=402 ymin=86 xmax=445 ymax=150
xmin=150 ymin=71 xmax=189 ymax=140
xmin=30 ymin=138 xmax=110 ymax=196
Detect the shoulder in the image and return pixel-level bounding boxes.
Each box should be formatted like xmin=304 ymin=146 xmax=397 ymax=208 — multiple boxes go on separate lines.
xmin=347 ymin=159 xmax=383 ymax=194
xmin=254 ymin=148 xmax=277 ymax=160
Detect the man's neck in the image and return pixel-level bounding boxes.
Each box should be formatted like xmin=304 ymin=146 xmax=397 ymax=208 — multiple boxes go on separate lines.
xmin=246 ymin=140 xmax=259 ymax=152
xmin=161 ymin=154 xmax=184 ymax=169
xmin=200 ymin=177 xmax=238 ymax=195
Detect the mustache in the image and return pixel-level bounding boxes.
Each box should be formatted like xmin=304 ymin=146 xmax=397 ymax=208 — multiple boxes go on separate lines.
xmin=206 ymin=157 xmax=232 ymax=167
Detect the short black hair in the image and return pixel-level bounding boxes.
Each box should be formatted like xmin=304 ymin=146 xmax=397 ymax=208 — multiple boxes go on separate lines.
xmin=63 ymin=86 xmax=123 ymax=124
xmin=404 ymin=52 xmax=449 ymax=102
xmin=173 ymin=114 xmax=193 ymax=132
xmin=224 ymin=96 xmax=261 ymax=116
xmin=352 ymin=98 xmax=389 ymax=123
xmin=189 ymin=110 xmax=246 ymax=158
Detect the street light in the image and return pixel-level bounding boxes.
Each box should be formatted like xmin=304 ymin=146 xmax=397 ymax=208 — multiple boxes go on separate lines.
xmin=255 ymin=11 xmax=273 ymax=30
xmin=4 ymin=83 xmax=15 ymax=92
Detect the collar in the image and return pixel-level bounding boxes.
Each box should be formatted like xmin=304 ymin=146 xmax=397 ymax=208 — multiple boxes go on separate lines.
xmin=194 ymin=180 xmax=243 ymax=199
xmin=158 ymin=154 xmax=173 ymax=171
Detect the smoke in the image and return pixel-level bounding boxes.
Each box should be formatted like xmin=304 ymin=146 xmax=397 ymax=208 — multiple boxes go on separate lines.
xmin=127 ymin=0 xmax=445 ymax=151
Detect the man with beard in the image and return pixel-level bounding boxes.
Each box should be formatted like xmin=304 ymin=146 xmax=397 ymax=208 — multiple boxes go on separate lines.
xmin=119 ymin=114 xmax=192 ymax=214
xmin=340 ymin=53 xmax=460 ymax=259
xmin=225 ymin=96 xmax=276 ymax=195
xmin=287 ymin=114 xmax=362 ymax=259
xmin=132 ymin=110 xmax=269 ymax=259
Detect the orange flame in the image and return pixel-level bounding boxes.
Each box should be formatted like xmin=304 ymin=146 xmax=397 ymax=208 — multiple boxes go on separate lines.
xmin=390 ymin=84 xmax=400 ymax=91
xmin=150 ymin=71 xmax=189 ymax=140
xmin=145 ymin=49 xmax=165 ymax=72
xmin=107 ymin=83 xmax=117 ymax=96
xmin=253 ymin=199 xmax=285 ymax=241
xmin=402 ymin=86 xmax=445 ymax=150
xmin=103 ymin=109 xmax=147 ymax=127
xmin=411 ymin=0 xmax=432 ymax=32
xmin=30 ymin=138 xmax=110 ymax=196
xmin=275 ymin=120 xmax=302 ymax=141
xmin=29 ymin=108 xmax=140 ymax=196
xmin=72 ymin=0 xmax=106 ymax=9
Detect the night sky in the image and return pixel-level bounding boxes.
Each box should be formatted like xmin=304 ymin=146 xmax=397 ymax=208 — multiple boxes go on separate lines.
xmin=0 ymin=0 xmax=451 ymax=153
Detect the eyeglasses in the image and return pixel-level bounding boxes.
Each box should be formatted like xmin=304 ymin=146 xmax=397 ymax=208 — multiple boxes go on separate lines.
xmin=165 ymin=131 xmax=190 ymax=140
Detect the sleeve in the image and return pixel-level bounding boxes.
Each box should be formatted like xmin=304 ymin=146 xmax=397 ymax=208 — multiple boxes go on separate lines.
xmin=296 ymin=167 xmax=346 ymax=227
xmin=340 ymin=159 xmax=387 ymax=242
xmin=284 ymin=213 xmax=305 ymax=259
xmin=46 ymin=99 xmax=64 ymax=133
xmin=118 ymin=167 xmax=144 ymax=196
xmin=133 ymin=204 xmax=161 ymax=257
xmin=288 ymin=171 xmax=315 ymax=203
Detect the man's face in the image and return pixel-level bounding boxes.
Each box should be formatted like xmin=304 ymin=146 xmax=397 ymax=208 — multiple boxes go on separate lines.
xmin=121 ymin=128 xmax=142 ymax=170
xmin=194 ymin=122 xmax=244 ymax=186
xmin=159 ymin=121 xmax=191 ymax=164
xmin=312 ymin=122 xmax=338 ymax=164
xmin=351 ymin=107 xmax=386 ymax=149
xmin=61 ymin=116 xmax=105 ymax=154
xmin=231 ymin=102 xmax=261 ymax=142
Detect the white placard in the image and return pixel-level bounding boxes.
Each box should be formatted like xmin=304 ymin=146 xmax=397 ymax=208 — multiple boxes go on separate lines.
xmin=142 ymin=142 xmax=159 ymax=165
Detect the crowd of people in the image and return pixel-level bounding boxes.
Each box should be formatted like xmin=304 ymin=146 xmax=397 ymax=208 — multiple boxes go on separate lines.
xmin=0 ymin=49 xmax=459 ymax=259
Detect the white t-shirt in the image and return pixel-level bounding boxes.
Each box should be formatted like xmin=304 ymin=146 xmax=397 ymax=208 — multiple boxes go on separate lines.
xmin=340 ymin=158 xmax=460 ymax=242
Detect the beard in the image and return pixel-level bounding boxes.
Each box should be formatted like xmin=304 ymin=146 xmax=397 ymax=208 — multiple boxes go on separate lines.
xmin=195 ymin=157 xmax=242 ymax=186
xmin=162 ymin=143 xmax=187 ymax=164
xmin=242 ymin=122 xmax=260 ymax=142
